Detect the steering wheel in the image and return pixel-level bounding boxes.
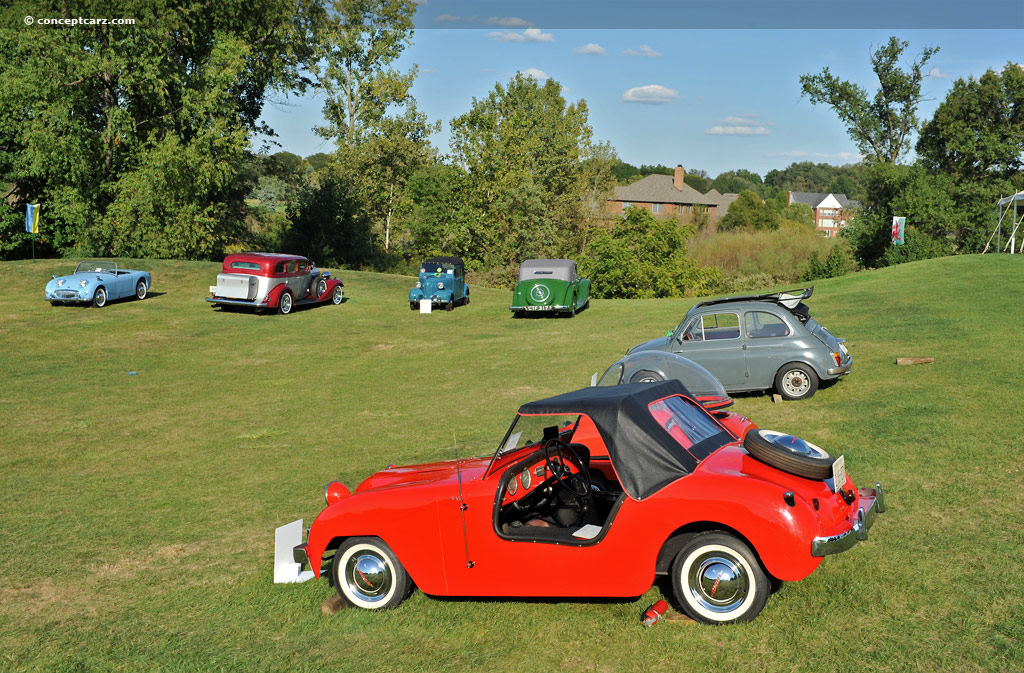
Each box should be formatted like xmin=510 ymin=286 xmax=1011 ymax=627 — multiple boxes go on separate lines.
xmin=543 ymin=439 xmax=592 ymax=498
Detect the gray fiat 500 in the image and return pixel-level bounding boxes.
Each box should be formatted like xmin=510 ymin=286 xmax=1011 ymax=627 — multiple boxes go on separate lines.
xmin=627 ymin=287 xmax=851 ymax=400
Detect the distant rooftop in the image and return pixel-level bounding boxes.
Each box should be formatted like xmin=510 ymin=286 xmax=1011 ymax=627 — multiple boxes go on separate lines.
xmin=612 ymin=174 xmax=717 ymax=206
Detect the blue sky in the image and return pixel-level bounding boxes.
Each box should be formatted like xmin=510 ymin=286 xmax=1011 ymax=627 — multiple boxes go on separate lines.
xmin=257 ymin=23 xmax=1023 ymax=179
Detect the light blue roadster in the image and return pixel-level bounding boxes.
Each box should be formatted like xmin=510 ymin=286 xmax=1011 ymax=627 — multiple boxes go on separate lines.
xmin=45 ymin=261 xmax=152 ymax=308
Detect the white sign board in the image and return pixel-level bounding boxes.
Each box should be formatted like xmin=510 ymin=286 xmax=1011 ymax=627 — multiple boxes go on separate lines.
xmin=274 ymin=519 xmax=314 ymax=584
xmin=420 ymin=299 xmax=432 ymax=314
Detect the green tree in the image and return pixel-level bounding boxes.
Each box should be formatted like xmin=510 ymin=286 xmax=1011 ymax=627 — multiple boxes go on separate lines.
xmin=800 ymin=37 xmax=938 ymax=164
xmin=718 ymin=190 xmax=779 ymax=231
xmin=0 ymin=1 xmax=323 ymax=259
xmin=712 ymin=169 xmax=764 ymax=196
xmin=308 ymin=0 xmax=436 ymax=258
xmin=449 ymin=74 xmax=592 ymax=268
xmin=312 ymin=0 xmax=417 ymax=148
xmin=581 ymin=207 xmax=720 ymax=299
xmin=842 ymin=163 xmax=960 ymax=267
xmin=917 ymin=63 xmax=1024 ymax=180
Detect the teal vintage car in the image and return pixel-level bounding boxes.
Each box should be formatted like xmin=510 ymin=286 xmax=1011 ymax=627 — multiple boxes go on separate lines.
xmin=510 ymin=259 xmax=590 ymax=318
xmin=409 ymin=256 xmax=469 ymax=311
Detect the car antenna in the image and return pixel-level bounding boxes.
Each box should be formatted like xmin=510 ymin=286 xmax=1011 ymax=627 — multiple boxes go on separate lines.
xmin=454 ymin=432 xmax=474 ymax=569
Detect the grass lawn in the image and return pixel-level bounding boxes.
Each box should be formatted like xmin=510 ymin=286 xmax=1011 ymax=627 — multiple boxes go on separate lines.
xmin=1 ymin=254 xmax=1021 ymax=672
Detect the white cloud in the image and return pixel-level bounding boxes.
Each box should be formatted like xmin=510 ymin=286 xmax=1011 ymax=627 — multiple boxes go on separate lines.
xmin=435 ymin=13 xmax=460 ymax=22
xmin=621 ymin=84 xmax=678 ymax=104
xmin=519 ymin=68 xmax=549 ymax=81
xmin=706 ymin=125 xmax=771 ymax=136
xmin=572 ymin=43 xmax=606 ymax=56
xmin=765 ymin=150 xmax=864 ymax=162
xmin=486 ymin=16 xmax=533 ymax=27
xmin=419 ymin=67 xmax=438 ymax=74
xmin=705 ymin=114 xmax=773 ymax=136
xmin=488 ymin=28 xmax=554 ymax=43
xmin=927 ymin=67 xmax=949 ymax=79
xmin=622 ymin=45 xmax=661 ymax=58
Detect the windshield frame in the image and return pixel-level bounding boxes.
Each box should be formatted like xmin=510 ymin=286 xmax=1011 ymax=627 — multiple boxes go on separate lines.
xmin=74 ymin=261 xmax=116 ymax=274
xmin=485 ymin=412 xmax=580 ymax=477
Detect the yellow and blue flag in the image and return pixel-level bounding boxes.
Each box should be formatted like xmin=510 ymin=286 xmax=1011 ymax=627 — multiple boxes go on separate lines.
xmin=25 ymin=203 xmax=40 ymax=233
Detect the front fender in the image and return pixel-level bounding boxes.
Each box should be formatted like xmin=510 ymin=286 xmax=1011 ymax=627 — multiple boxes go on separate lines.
xmin=409 ymin=288 xmax=424 ymax=301
xmin=322 ymin=278 xmax=343 ymax=298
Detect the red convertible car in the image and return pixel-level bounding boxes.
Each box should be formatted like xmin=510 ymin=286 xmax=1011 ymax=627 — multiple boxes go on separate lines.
xmin=295 ymin=381 xmax=884 ymax=623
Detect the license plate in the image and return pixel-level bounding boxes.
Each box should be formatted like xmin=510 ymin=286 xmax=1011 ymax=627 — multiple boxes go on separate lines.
xmin=832 ymin=455 xmax=847 ymax=491
xmin=524 ymin=305 xmax=549 ymax=311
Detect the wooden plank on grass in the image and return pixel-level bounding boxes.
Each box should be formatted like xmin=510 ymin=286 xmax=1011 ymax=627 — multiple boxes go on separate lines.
xmin=896 ymin=357 xmax=935 ymax=366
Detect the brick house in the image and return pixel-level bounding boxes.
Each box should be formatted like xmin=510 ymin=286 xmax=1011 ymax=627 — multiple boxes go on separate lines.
xmin=787 ymin=191 xmax=860 ymax=238
xmin=606 ymin=165 xmax=717 ymax=222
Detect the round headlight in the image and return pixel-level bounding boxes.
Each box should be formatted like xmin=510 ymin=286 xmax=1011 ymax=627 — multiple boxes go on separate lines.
xmin=415 ymin=281 xmax=421 ymax=288
xmin=324 ymin=481 xmax=351 ymax=506
xmin=56 ymin=279 xmax=64 ymax=287
xmin=79 ymin=279 xmax=88 ymax=288
xmin=437 ymin=282 xmax=444 ymax=290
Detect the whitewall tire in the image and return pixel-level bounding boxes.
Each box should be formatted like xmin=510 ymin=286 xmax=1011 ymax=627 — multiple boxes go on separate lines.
xmin=332 ymin=537 xmax=410 ymax=610
xmin=671 ymin=532 xmax=769 ymax=624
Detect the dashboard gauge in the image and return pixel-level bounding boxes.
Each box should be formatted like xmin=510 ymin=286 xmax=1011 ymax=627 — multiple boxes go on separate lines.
xmin=521 ymin=468 xmax=532 ymax=490
xmin=535 ymin=465 xmax=546 ymax=477
xmin=507 ymin=477 xmax=518 ymax=496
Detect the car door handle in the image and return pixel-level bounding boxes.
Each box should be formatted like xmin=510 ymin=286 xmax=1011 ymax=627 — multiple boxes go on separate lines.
xmin=742 ymin=344 xmax=747 ymax=350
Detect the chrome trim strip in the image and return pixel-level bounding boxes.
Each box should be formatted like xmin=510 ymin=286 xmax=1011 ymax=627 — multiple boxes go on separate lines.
xmin=811 ymin=483 xmax=884 ymax=557
xmin=509 ymin=305 xmax=570 ymax=311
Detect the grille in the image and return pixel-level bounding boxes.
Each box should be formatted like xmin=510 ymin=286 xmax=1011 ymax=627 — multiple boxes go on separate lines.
xmin=56 ymin=291 xmax=79 ymax=299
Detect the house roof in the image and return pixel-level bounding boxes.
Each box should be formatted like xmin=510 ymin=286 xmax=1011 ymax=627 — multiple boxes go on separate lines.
xmin=612 ymin=174 xmax=716 ymax=206
xmin=710 ymin=192 xmax=740 ymax=219
xmin=789 ymin=191 xmax=859 ymax=209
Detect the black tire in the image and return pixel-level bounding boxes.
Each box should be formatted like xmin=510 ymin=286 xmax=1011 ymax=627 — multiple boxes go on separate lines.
xmin=332 ymin=537 xmax=411 ymax=610
xmin=50 ymin=301 xmax=60 ymax=306
xmin=277 ymin=290 xmax=294 ymax=315
xmin=135 ymin=280 xmax=148 ymax=300
xmin=513 ymin=310 xmax=524 ymax=319
xmin=671 ymin=532 xmax=769 ymax=624
xmin=774 ymin=362 xmax=818 ymax=400
xmin=331 ymin=285 xmax=344 ymax=305
xmin=316 ymin=278 xmax=329 ymax=299
xmin=629 ymin=369 xmax=663 ymax=384
xmin=743 ymin=429 xmax=835 ymax=480
xmin=464 ymin=291 xmax=470 ymax=306
xmin=446 ymin=300 xmax=454 ymax=312
xmin=568 ymin=294 xmax=577 ymax=318
xmin=92 ymin=287 xmax=107 ymax=308
xmin=410 ymin=301 xmax=418 ymax=311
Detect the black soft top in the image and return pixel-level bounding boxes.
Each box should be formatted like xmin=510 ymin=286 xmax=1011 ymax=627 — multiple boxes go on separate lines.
xmin=424 ymin=256 xmax=464 ymax=268
xmin=517 ymin=381 xmax=732 ymax=500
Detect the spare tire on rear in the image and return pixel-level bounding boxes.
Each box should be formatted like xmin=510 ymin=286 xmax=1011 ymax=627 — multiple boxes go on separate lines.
xmin=743 ymin=429 xmax=834 ymax=480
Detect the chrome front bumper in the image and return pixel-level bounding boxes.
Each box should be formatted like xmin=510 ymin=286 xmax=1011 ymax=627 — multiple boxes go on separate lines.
xmin=811 ymin=483 xmax=886 ymax=557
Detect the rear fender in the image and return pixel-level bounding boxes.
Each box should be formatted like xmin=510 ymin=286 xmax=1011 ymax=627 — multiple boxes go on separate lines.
xmin=265 ymin=283 xmax=288 ymax=308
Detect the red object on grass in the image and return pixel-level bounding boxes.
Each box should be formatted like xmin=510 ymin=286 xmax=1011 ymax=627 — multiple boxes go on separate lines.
xmin=642 ymin=600 xmax=669 ymax=627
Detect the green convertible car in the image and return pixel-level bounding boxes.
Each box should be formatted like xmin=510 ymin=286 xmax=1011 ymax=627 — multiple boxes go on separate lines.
xmin=510 ymin=259 xmax=590 ymax=318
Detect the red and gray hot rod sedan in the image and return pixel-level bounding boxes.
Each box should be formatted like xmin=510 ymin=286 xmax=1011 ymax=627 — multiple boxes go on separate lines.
xmin=206 ymin=252 xmax=343 ymax=314
xmin=294 ymin=381 xmax=884 ymax=624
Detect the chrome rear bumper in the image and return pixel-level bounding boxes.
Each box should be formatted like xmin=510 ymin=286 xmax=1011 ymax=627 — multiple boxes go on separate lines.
xmin=811 ymin=483 xmax=886 ymax=557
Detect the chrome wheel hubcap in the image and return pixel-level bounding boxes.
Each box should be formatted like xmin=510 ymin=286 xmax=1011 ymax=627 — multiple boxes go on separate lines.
xmin=345 ymin=552 xmax=391 ymax=603
xmin=688 ymin=552 xmax=749 ymax=613
xmin=282 ymin=295 xmax=292 ymax=312
xmin=333 ymin=287 xmax=343 ymax=304
xmin=782 ymin=370 xmax=809 ymax=396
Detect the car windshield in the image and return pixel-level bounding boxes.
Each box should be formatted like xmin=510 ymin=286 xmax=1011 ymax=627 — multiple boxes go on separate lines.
xmin=493 ymin=413 xmax=580 ymax=462
xmin=421 ymin=262 xmax=454 ymax=275
xmin=75 ymin=261 xmax=114 ymax=274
